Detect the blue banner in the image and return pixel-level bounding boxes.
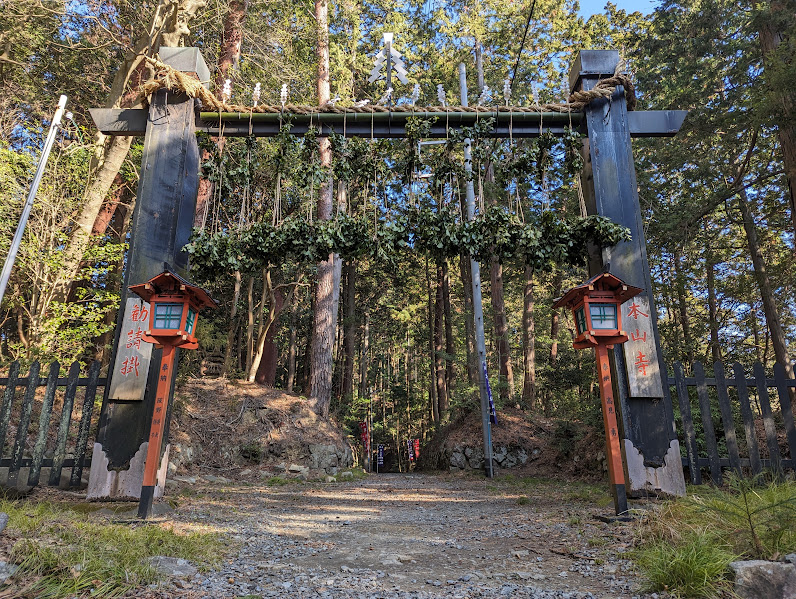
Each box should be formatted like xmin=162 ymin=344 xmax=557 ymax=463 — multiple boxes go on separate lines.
xmin=377 ymin=444 xmax=384 ymax=466
xmin=483 ymin=362 xmax=497 ymax=424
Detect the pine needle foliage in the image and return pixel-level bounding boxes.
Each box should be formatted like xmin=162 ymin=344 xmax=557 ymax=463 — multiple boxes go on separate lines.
xmin=634 ymin=475 xmax=796 ymax=597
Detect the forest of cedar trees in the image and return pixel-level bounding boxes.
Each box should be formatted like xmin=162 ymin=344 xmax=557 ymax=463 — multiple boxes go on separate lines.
xmin=0 ymin=0 xmax=794 ymax=441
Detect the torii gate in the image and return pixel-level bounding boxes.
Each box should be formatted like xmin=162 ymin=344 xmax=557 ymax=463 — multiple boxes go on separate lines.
xmin=86 ymin=47 xmax=687 ymax=500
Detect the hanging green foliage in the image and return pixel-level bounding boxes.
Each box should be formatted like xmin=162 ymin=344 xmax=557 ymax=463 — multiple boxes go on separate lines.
xmin=186 ymin=206 xmax=630 ymax=279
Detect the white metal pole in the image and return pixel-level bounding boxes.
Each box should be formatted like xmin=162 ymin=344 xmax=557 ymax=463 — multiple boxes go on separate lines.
xmin=0 ymin=95 xmax=67 ymax=306
xmin=459 ymin=64 xmax=494 ymax=478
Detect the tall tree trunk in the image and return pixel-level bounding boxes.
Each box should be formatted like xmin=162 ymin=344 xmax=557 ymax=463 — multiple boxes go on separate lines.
xmin=308 ymin=0 xmax=336 ymax=417
xmin=223 ymin=270 xmax=242 ymax=376
xmin=705 ymin=242 xmax=722 ymax=364
xmin=301 ymin=297 xmax=313 ymax=394
xmin=258 ymin=268 xmax=268 ymax=339
xmin=249 ymin=272 xmax=300 ymax=383
xmin=246 ymin=275 xmax=255 ymax=374
xmin=522 ymin=265 xmax=536 ymax=408
xmin=425 ymin=257 xmax=437 ymax=424
xmin=359 ymin=313 xmax=369 ymax=397
xmin=490 ymin=257 xmax=514 ymax=400
xmin=255 ymin=287 xmax=284 ymax=386
xmin=93 ymin=200 xmax=131 ymax=363
xmin=342 ymin=261 xmax=357 ymax=400
xmin=194 ymin=0 xmax=248 ymax=228
xmin=459 ymin=253 xmax=478 ymax=385
xmin=673 ymin=248 xmax=695 ymax=365
xmin=89 ymin=173 xmax=133 ymax=238
xmin=286 ymin=291 xmax=299 ymax=392
xmin=758 ymin=2 xmax=796 ymax=242
xmin=330 ymin=182 xmax=347 ymax=401
xmin=56 ymin=0 xmax=206 ymax=301
xmin=738 ymin=188 xmax=794 ymax=377
xmin=434 ymin=263 xmax=449 ymax=421
xmin=549 ymin=270 xmax=563 ymax=367
xmin=442 ymin=260 xmax=454 ymax=394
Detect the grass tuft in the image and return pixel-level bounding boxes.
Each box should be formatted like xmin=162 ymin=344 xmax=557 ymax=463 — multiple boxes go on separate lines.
xmin=266 ymin=475 xmax=292 ymax=486
xmin=634 ymin=533 xmax=736 ymax=598
xmin=1 ymin=497 xmax=224 ymax=599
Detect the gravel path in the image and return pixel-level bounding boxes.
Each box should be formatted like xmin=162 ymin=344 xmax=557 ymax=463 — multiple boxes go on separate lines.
xmin=155 ymin=473 xmax=663 ymax=598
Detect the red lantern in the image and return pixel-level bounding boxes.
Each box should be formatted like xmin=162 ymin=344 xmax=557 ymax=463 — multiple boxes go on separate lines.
xmin=553 ymin=271 xmax=642 ymax=518
xmin=129 ymin=270 xmax=217 ymax=350
xmin=553 ymin=271 xmax=642 ymax=350
xmin=128 ymin=269 xmax=216 ymax=518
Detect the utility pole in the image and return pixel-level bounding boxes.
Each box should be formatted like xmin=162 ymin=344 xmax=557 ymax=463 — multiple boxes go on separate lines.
xmin=459 ymin=63 xmax=494 ymax=478
xmin=0 ymin=95 xmax=67 ymax=306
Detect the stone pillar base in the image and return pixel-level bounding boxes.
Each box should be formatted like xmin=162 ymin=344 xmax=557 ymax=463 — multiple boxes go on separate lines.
xmin=624 ymin=439 xmax=686 ymax=497
xmin=86 ymin=442 xmax=169 ymax=500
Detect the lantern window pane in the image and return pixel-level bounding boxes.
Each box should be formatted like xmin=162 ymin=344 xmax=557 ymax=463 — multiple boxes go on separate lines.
xmin=154 ymin=302 xmax=183 ymax=329
xmin=186 ymin=307 xmax=196 ymax=334
xmin=575 ymin=307 xmax=587 ymax=334
xmin=589 ymin=303 xmax=617 ymax=329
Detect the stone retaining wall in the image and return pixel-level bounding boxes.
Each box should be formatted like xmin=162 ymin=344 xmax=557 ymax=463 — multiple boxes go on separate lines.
xmin=448 ymin=444 xmax=543 ymax=471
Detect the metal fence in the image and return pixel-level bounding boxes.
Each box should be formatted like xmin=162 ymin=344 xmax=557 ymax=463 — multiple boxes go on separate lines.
xmin=0 ymin=360 xmax=105 ymax=489
xmin=668 ymin=361 xmax=796 ymax=485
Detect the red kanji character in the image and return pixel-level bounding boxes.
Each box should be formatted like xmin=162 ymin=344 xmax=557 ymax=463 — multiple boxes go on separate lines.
xmin=627 ymin=302 xmax=649 ymax=320
xmin=125 ymin=327 xmax=144 ymax=350
xmin=635 ymin=351 xmax=651 ymax=376
xmin=131 ymin=304 xmax=149 ymax=322
xmin=630 ymin=329 xmax=647 ymax=342
xmin=120 ymin=355 xmax=140 ymax=377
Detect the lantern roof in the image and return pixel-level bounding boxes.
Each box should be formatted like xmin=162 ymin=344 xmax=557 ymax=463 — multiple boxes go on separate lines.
xmin=129 ymin=269 xmax=218 ymax=310
xmin=553 ymin=270 xmax=642 ymax=310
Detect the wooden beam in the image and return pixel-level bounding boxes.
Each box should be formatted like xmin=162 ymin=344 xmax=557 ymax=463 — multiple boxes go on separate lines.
xmin=91 ymin=108 xmax=688 ymax=139
xmin=628 ymin=111 xmax=688 ymax=137
xmin=89 ymin=108 xmax=147 ymax=136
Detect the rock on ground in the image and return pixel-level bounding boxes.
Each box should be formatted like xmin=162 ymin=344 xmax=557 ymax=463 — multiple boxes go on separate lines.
xmin=730 ymin=559 xmax=796 ymax=599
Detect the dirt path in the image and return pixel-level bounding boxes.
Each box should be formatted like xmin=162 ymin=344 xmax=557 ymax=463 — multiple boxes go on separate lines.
xmin=156 ymin=472 xmax=659 ymax=598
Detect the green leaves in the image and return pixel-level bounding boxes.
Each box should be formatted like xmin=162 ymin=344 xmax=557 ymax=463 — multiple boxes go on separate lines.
xmin=186 ymin=207 xmax=630 ymax=278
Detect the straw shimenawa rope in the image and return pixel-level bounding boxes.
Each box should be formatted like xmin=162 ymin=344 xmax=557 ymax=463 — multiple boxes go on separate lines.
xmin=139 ymin=55 xmax=636 ymax=115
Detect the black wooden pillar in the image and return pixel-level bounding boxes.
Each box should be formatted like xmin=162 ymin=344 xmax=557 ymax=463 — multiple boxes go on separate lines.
xmin=87 ymin=48 xmax=207 ymax=499
xmin=572 ymin=50 xmax=686 ymax=497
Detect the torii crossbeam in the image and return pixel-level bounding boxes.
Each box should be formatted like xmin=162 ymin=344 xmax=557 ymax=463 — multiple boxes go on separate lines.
xmin=91 ymin=105 xmax=686 ymax=139
xmin=87 ymin=47 xmax=687 ymax=503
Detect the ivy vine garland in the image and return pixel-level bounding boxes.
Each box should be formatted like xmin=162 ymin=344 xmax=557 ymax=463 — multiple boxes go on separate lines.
xmin=185 ymin=207 xmax=630 ymax=280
